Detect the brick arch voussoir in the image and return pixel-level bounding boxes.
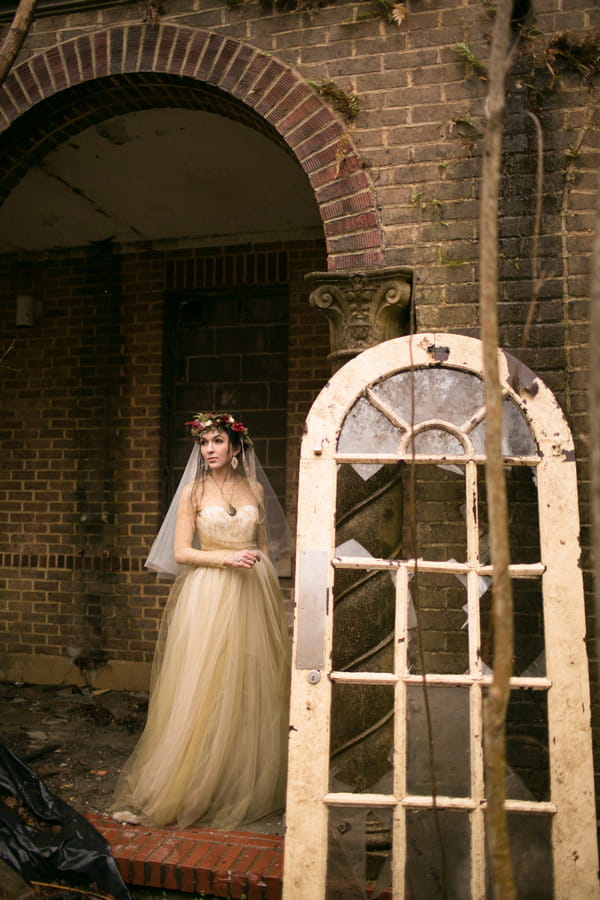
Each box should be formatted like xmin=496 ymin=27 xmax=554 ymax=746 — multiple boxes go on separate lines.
xmin=0 ymin=23 xmax=383 ymax=269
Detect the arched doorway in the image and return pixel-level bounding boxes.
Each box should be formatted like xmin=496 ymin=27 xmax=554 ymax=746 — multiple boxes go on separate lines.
xmin=0 ymin=23 xmax=385 ymax=688
xmin=0 ymin=28 xmax=384 ymax=616
xmin=0 ymin=24 xmax=384 ymax=269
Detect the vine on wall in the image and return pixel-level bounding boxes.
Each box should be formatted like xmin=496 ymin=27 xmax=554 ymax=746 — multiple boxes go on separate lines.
xmin=451 ymin=18 xmax=600 ymax=352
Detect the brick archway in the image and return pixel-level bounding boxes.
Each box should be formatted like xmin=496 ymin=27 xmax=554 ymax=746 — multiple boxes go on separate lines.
xmin=0 ymin=24 xmax=383 ymax=270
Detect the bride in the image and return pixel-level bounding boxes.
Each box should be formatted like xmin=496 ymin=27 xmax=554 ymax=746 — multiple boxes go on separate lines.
xmin=112 ymin=412 xmax=291 ymax=829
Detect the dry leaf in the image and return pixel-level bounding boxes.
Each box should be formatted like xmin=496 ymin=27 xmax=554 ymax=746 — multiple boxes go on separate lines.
xmin=391 ymin=2 xmax=407 ymax=25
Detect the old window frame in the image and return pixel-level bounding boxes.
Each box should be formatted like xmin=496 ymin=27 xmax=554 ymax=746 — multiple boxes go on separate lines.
xmin=283 ymin=332 xmax=597 ymax=899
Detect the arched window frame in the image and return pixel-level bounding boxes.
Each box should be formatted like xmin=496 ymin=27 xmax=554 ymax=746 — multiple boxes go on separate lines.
xmin=283 ymin=332 xmax=598 ymax=899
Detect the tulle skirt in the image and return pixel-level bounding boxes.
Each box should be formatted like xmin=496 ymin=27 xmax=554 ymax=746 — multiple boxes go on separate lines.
xmin=112 ymin=558 xmax=290 ymax=829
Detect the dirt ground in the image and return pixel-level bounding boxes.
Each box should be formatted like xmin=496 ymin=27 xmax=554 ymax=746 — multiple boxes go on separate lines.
xmin=0 ymin=681 xmax=146 ymax=818
xmin=0 ymin=680 xmax=199 ymax=900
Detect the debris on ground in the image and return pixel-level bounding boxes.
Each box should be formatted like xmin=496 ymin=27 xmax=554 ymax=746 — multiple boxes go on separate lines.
xmin=0 ymin=682 xmax=221 ymax=900
xmin=0 ymin=683 xmax=145 ymax=900
xmin=0 ymin=683 xmax=146 ymax=821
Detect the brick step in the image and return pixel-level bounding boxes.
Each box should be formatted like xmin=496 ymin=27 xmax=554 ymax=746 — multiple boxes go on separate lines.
xmin=88 ymin=814 xmax=284 ymax=899
xmin=90 ymin=814 xmax=393 ymax=899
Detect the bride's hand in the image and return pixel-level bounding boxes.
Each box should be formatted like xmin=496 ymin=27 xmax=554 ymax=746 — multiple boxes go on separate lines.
xmin=226 ymin=550 xmax=260 ymax=568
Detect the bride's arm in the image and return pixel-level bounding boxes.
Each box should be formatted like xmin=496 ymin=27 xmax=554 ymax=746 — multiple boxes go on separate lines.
xmin=173 ymin=483 xmax=258 ymax=568
xmin=257 ymin=519 xmax=270 ymax=558
xmin=173 ymin=483 xmax=232 ymax=567
xmin=247 ymin=479 xmax=270 ymax=558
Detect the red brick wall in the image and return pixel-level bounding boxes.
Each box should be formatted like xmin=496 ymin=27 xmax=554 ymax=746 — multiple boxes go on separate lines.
xmin=0 ymin=239 xmax=328 ymax=674
xmin=0 ymin=0 xmax=599 ymax=793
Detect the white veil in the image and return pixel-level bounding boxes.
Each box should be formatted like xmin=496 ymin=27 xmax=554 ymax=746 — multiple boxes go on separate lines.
xmin=145 ymin=442 xmax=292 ymax=579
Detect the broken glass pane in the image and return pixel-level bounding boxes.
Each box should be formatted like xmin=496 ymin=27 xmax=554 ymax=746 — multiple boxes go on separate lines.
xmin=373 ymin=368 xmax=484 ymax=429
xmin=479 ymin=578 xmax=545 ymax=676
xmin=331 ymin=562 xmax=396 ymax=673
xmin=337 ymin=395 xmax=402 ymax=479
xmin=408 ymin=573 xmax=469 ymax=675
xmin=326 ymin=806 xmax=392 ymax=900
xmin=333 ymin=459 xmax=403 ymax=674
xmin=335 ymin=461 xmax=404 ymax=561
xmin=406 ymin=808 xmax=471 ymax=899
xmin=404 ymin=465 xmax=467 ymax=563
xmin=507 ymin=814 xmax=553 ymax=898
xmin=506 ymin=688 xmax=549 ymax=802
xmin=485 ymin=814 xmax=553 ymax=898
xmin=470 ymin=396 xmax=538 ymax=457
xmin=410 ymin=427 xmax=465 ymax=456
xmin=478 ymin=465 xmax=541 ymax=565
xmin=330 ymin=683 xmax=394 ymax=793
xmin=406 ymin=685 xmax=470 ymax=797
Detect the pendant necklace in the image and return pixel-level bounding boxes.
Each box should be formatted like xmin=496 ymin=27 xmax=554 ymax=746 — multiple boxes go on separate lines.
xmin=212 ymin=473 xmax=237 ymax=516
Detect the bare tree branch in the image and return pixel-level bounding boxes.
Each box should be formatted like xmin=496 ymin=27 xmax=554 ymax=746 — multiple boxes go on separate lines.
xmin=0 ymin=0 xmax=38 ymax=88
xmin=521 ymin=110 xmax=544 ymax=349
xmin=590 ymin=169 xmax=600 ymax=647
xmin=479 ymin=0 xmax=516 ymax=896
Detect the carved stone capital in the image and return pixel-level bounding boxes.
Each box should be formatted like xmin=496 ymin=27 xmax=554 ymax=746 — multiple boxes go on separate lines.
xmin=306 ymin=267 xmax=412 ymax=372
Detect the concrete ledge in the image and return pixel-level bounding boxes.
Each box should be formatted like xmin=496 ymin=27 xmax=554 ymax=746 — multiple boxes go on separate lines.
xmin=0 ymin=653 xmax=152 ymax=691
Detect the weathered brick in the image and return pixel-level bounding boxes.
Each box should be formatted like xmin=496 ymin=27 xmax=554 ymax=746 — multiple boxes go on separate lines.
xmin=0 ymin=0 xmax=599 ymax=820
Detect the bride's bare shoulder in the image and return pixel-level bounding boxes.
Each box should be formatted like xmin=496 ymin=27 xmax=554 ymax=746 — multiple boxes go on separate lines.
xmin=246 ymin=477 xmax=264 ymax=499
xmin=180 ymin=479 xmax=207 ymax=503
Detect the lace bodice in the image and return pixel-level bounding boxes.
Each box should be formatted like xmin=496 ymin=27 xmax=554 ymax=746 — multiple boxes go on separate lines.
xmin=196 ymin=505 xmax=259 ymax=552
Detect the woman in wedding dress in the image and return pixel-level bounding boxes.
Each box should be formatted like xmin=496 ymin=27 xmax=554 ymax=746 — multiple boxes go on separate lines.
xmin=112 ymin=413 xmax=290 ymax=829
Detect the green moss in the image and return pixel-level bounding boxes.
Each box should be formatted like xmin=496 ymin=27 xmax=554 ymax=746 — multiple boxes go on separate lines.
xmin=437 ymin=247 xmax=467 ymax=267
xmin=309 ymin=80 xmax=360 ymax=122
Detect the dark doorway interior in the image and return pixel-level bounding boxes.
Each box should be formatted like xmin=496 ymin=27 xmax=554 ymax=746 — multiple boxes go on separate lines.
xmin=168 ymin=286 xmax=289 ymax=509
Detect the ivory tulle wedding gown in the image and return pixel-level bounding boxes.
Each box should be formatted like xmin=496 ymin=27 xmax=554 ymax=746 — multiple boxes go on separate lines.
xmin=112 ymin=504 xmax=290 ymax=829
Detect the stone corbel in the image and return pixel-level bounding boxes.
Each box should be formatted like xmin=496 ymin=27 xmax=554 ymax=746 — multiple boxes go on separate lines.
xmin=306 ymin=267 xmax=413 ymax=372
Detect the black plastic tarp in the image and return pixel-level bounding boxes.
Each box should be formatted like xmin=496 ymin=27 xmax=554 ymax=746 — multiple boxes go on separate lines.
xmin=0 ymin=741 xmax=130 ymax=899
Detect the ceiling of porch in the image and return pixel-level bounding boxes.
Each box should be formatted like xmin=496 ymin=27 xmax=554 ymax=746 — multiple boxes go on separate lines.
xmin=0 ymin=107 xmax=323 ymax=254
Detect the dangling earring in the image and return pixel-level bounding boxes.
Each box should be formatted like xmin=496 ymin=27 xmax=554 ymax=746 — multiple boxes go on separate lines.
xmin=231 ymin=456 xmax=239 ymax=470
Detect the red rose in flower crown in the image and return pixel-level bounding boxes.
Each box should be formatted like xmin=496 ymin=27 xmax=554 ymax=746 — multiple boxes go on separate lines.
xmin=186 ymin=412 xmax=253 ymax=446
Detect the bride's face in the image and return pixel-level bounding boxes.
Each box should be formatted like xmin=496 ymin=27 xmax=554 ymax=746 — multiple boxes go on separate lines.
xmin=200 ymin=429 xmax=236 ymax=473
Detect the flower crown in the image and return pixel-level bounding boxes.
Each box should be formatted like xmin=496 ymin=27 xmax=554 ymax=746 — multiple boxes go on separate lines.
xmin=185 ymin=412 xmax=253 ymax=446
